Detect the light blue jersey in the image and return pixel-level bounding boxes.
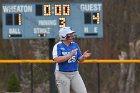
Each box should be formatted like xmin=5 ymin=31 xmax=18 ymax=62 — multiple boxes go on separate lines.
xmin=52 ymin=41 xmax=82 ymax=72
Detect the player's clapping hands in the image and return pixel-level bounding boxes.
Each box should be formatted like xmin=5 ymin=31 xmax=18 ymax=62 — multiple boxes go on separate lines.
xmin=83 ymin=50 xmax=92 ymax=58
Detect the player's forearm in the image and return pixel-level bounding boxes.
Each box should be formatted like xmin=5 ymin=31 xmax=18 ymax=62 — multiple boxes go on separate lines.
xmin=54 ymin=54 xmax=72 ymax=63
xmin=78 ymin=55 xmax=85 ymax=62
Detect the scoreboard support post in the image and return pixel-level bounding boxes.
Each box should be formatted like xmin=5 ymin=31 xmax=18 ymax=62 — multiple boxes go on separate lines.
xmin=49 ymin=39 xmax=58 ymax=93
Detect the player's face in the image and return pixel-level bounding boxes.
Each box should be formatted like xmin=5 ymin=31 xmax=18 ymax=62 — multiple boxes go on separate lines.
xmin=66 ymin=33 xmax=75 ymax=42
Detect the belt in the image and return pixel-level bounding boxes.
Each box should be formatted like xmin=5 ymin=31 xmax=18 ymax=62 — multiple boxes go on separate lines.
xmin=60 ymin=70 xmax=77 ymax=72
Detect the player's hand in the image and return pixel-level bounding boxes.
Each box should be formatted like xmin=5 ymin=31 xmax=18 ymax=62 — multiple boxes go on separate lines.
xmin=83 ymin=50 xmax=92 ymax=58
xmin=70 ymin=48 xmax=78 ymax=56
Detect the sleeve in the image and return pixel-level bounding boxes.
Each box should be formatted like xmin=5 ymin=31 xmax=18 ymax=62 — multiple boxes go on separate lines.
xmin=76 ymin=44 xmax=82 ymax=59
xmin=52 ymin=44 xmax=61 ymax=59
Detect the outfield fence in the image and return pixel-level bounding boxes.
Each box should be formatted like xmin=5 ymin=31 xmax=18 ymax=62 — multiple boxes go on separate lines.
xmin=0 ymin=59 xmax=140 ymax=63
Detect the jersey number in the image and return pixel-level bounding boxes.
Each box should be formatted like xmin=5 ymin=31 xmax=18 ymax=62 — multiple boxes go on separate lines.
xmin=68 ymin=56 xmax=76 ymax=63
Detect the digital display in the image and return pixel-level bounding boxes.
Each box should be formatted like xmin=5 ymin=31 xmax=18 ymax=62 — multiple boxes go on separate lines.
xmin=6 ymin=14 xmax=13 ymax=25
xmin=14 ymin=13 xmax=22 ymax=25
xmin=2 ymin=2 xmax=103 ymax=39
xmin=93 ymin=12 xmax=100 ymax=24
xmin=59 ymin=17 xmax=66 ymax=28
xmin=36 ymin=5 xmax=42 ymax=16
xmin=44 ymin=4 xmax=51 ymax=16
xmin=84 ymin=12 xmax=91 ymax=24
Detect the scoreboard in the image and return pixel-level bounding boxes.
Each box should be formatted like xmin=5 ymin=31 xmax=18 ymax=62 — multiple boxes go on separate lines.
xmin=2 ymin=2 xmax=103 ymax=39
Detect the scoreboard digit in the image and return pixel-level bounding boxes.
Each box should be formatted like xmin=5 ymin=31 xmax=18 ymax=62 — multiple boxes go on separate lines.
xmin=2 ymin=2 xmax=103 ymax=39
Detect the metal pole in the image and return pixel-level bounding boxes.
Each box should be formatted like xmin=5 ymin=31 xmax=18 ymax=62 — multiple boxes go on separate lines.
xmin=97 ymin=63 xmax=100 ymax=93
xmin=49 ymin=39 xmax=58 ymax=93
xmin=30 ymin=63 xmax=33 ymax=93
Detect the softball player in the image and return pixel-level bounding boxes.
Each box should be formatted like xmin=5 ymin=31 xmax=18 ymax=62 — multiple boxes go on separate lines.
xmin=52 ymin=27 xmax=91 ymax=93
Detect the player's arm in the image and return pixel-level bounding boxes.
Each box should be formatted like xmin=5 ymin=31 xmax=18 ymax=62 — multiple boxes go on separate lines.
xmin=78 ymin=50 xmax=92 ymax=62
xmin=54 ymin=54 xmax=72 ymax=63
xmin=78 ymin=55 xmax=85 ymax=62
xmin=54 ymin=48 xmax=78 ymax=63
